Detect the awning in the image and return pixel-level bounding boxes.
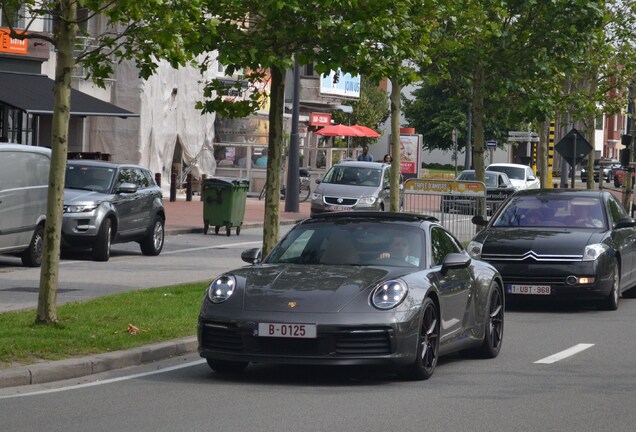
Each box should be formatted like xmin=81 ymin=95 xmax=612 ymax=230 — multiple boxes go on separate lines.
xmin=285 ymin=101 xmax=353 ymax=114
xmin=0 ymin=71 xmax=138 ymax=118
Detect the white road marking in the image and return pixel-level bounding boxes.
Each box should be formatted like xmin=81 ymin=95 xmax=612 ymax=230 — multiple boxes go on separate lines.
xmin=0 ymin=359 xmax=206 ymax=400
xmin=161 ymin=241 xmax=262 ymax=255
xmin=534 ymin=343 xmax=595 ymax=364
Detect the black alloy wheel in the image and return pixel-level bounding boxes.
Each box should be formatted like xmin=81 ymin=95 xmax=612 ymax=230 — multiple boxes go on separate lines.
xmin=477 ymin=282 xmax=504 ymax=358
xmin=399 ymin=297 xmax=439 ymax=380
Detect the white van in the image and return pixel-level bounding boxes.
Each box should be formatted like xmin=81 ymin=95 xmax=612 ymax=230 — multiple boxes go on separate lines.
xmin=0 ymin=144 xmax=51 ymax=266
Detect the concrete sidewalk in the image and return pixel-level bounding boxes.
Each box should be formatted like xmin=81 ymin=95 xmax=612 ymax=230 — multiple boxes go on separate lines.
xmin=0 ymin=197 xmax=311 ymax=390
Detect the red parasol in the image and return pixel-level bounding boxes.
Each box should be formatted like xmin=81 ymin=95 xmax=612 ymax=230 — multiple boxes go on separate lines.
xmin=350 ymin=125 xmax=381 ymax=137
xmin=315 ymin=124 xmax=366 ymax=137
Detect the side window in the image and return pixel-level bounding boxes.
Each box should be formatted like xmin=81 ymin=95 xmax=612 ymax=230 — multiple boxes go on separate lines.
xmin=607 ymin=196 xmax=627 ymax=225
xmin=117 ymin=168 xmax=134 ymax=185
xmin=132 ymin=169 xmax=150 ymax=188
xmin=430 ymin=226 xmax=462 ymax=267
xmin=383 ymin=168 xmax=390 ymax=186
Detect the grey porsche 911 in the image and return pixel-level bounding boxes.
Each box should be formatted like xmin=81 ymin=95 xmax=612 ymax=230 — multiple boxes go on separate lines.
xmin=198 ymin=212 xmax=504 ymax=380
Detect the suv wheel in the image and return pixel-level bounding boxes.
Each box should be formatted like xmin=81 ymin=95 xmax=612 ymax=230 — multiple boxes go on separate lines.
xmin=21 ymin=224 xmax=44 ymax=267
xmin=93 ymin=218 xmax=112 ymax=261
xmin=140 ymin=216 xmax=164 ymax=256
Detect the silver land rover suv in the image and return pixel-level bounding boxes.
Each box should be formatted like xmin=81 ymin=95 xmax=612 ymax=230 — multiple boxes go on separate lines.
xmin=63 ymin=160 xmax=165 ymax=261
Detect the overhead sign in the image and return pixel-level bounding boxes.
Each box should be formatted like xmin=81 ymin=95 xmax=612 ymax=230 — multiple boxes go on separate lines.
xmin=507 ymin=131 xmax=539 ymax=142
xmin=555 ymin=128 xmax=592 ymax=164
xmin=310 ymin=112 xmax=331 ymax=126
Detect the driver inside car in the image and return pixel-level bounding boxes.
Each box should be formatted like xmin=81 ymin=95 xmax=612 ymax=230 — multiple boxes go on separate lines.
xmin=379 ymin=234 xmax=419 ymax=266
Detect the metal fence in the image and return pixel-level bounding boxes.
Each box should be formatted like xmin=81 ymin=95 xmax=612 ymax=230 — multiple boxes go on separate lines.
xmin=403 ymin=179 xmax=512 ymax=244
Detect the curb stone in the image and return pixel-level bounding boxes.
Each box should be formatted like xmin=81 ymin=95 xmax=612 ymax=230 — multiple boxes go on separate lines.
xmin=0 ymin=336 xmax=198 ymax=389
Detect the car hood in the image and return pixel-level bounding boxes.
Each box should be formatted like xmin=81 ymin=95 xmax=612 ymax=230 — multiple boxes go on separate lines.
xmin=475 ymin=228 xmax=600 ymax=257
xmin=64 ymin=188 xmax=111 ymax=204
xmin=316 ymin=182 xmax=379 ymax=197
xmin=234 ymin=264 xmax=395 ymax=313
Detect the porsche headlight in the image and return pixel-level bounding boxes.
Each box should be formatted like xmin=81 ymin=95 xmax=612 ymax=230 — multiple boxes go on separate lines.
xmin=467 ymin=241 xmax=483 ymax=259
xmin=206 ymin=275 xmax=236 ymax=303
xmin=582 ymin=243 xmax=609 ymax=262
xmin=358 ymin=196 xmax=377 ymax=205
xmin=64 ymin=204 xmax=98 ymax=213
xmin=371 ymin=280 xmax=408 ymax=310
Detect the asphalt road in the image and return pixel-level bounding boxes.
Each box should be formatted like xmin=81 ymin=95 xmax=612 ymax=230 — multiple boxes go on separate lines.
xmin=1 ymin=297 xmax=635 ymax=432
xmin=0 ymin=226 xmax=287 ymax=312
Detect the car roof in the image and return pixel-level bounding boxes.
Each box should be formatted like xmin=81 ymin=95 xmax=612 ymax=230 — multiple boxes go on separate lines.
xmin=310 ymin=211 xmax=439 ymax=223
xmin=487 ymin=163 xmax=529 ymax=169
xmin=67 ymin=159 xmax=147 ymax=169
xmin=513 ymin=189 xmax=608 ymax=199
xmin=333 ymin=161 xmax=387 ymax=169
xmin=0 ymin=143 xmax=51 ymax=156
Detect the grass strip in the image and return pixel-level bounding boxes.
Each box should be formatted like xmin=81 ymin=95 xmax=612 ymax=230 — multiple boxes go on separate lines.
xmin=0 ymin=282 xmax=208 ymax=369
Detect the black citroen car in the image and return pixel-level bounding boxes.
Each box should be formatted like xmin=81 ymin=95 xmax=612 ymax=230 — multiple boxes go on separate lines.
xmin=468 ymin=189 xmax=636 ymax=310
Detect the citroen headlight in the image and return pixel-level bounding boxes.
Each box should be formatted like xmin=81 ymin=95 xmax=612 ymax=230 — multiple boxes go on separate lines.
xmin=206 ymin=275 xmax=236 ymax=303
xmin=467 ymin=241 xmax=483 ymax=259
xmin=371 ymin=280 xmax=408 ymax=310
xmin=358 ymin=196 xmax=377 ymax=205
xmin=582 ymin=244 xmax=609 ymax=262
xmin=64 ymin=204 xmax=98 ymax=213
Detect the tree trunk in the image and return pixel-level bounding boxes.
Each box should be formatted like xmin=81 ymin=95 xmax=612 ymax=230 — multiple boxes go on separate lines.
xmin=471 ymin=63 xmax=486 ymax=215
xmin=36 ymin=0 xmax=78 ymax=324
xmin=261 ymin=66 xmax=285 ymax=257
xmin=389 ymin=77 xmax=401 ymax=212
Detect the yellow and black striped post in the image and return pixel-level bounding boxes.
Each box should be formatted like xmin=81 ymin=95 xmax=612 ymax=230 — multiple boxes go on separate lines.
xmin=547 ymin=120 xmax=555 ymax=187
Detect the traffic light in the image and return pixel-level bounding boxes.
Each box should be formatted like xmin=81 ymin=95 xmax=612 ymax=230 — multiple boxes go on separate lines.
xmin=621 ymin=135 xmax=632 ymax=166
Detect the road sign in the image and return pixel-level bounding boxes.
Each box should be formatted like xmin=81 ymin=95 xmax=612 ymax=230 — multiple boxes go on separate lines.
xmin=508 ymin=131 xmax=539 ymax=137
xmin=555 ymin=128 xmax=592 ymax=165
xmin=507 ymin=136 xmax=539 ymax=142
xmin=486 ymin=140 xmax=497 ymax=148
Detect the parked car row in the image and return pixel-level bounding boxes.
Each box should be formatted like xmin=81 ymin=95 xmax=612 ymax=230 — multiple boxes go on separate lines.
xmin=580 ymin=159 xmax=621 ymax=183
xmin=0 ymin=143 xmax=165 ymax=266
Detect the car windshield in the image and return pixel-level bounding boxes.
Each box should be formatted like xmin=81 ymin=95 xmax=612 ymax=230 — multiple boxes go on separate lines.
xmin=457 ymin=171 xmax=502 ymax=187
xmin=489 ymin=166 xmax=525 ymax=180
xmin=322 ymin=166 xmax=382 ymax=187
xmin=266 ymin=221 xmax=423 ymax=267
xmin=492 ymin=195 xmax=606 ymax=229
xmin=65 ymin=165 xmax=116 ymax=193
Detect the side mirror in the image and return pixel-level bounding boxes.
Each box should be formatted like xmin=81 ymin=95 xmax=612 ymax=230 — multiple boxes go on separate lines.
xmin=615 ymin=217 xmax=636 ymax=229
xmin=117 ymin=182 xmax=137 ymax=194
xmin=241 ymin=248 xmax=262 ymax=264
xmin=315 ymin=178 xmax=322 ymax=184
xmin=440 ymin=252 xmax=471 ymax=275
xmin=471 ymin=214 xmax=488 ymax=226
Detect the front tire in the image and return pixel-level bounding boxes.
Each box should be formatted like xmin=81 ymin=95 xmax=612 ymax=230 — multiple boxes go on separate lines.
xmin=140 ymin=216 xmax=164 ymax=256
xmin=476 ymin=282 xmax=504 ymax=358
xmin=398 ymin=297 xmax=439 ymax=380
xmin=92 ymin=218 xmax=112 ymax=261
xmin=600 ymin=261 xmax=620 ymax=311
xmin=21 ymin=224 xmax=44 ymax=267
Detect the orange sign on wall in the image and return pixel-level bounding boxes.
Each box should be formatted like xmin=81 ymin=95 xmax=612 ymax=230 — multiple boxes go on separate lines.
xmin=0 ymin=28 xmax=28 ymax=55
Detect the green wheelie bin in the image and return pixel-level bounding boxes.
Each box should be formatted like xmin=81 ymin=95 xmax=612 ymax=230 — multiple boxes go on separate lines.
xmin=202 ymin=178 xmax=249 ymax=236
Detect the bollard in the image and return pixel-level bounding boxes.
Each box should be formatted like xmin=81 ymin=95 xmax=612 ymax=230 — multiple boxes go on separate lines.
xmin=201 ymin=174 xmax=207 ymax=201
xmin=170 ymin=172 xmax=177 ymax=202
xmin=186 ymin=173 xmax=192 ymax=201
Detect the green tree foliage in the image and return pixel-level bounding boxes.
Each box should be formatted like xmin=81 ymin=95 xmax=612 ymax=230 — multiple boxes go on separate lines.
xmin=1 ymin=0 xmax=202 ymax=323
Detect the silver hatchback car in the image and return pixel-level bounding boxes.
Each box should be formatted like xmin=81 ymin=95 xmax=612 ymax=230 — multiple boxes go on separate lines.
xmin=62 ymin=160 xmax=165 ymax=261
xmin=310 ymin=161 xmax=402 ymax=216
